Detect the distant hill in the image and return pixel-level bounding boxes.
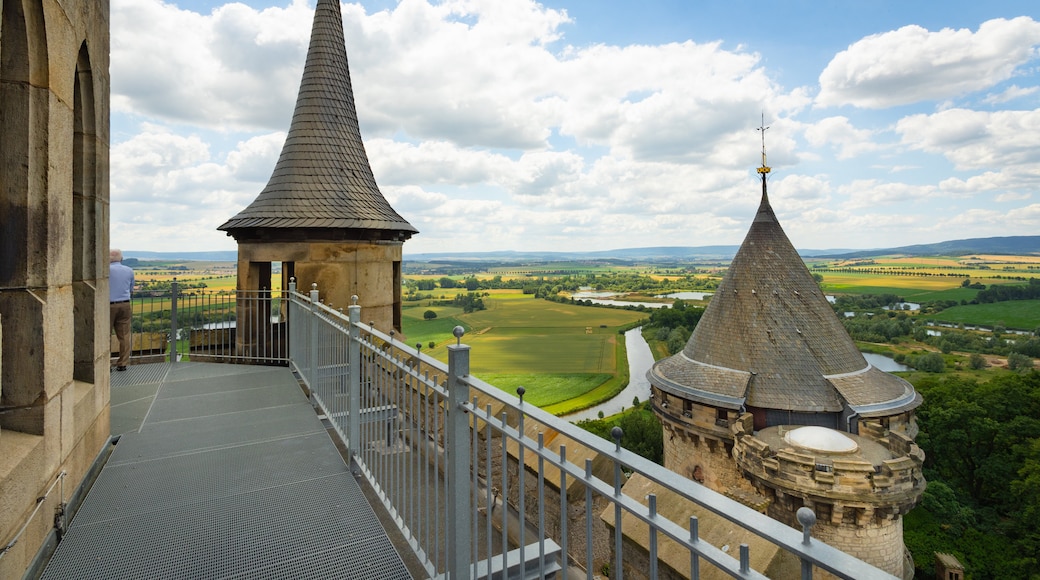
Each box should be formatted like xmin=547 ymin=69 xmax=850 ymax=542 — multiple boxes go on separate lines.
xmin=125 ymin=250 xmax=238 ymax=261
xmin=406 ymin=245 xmax=859 ymax=262
xmin=125 ymin=236 xmax=1040 ymax=264
xmin=820 ymin=236 xmax=1040 ymax=259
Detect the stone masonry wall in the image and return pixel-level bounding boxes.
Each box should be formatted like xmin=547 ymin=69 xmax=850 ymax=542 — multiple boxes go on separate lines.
xmin=0 ymin=1 xmax=112 ymax=577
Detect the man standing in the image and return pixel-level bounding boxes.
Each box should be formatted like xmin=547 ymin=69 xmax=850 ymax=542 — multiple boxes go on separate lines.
xmin=110 ymin=249 xmax=135 ymax=371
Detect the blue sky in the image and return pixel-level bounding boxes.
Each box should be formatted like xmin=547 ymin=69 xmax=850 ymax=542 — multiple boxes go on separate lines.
xmin=111 ymin=0 xmax=1040 ymax=254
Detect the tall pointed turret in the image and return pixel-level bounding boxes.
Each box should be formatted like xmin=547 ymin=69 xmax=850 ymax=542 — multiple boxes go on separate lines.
xmin=219 ymin=0 xmax=415 ymax=336
xmin=644 ymin=120 xmax=924 ymax=578
xmin=649 ymin=119 xmax=919 ymax=423
xmin=219 ymin=0 xmax=416 ymax=239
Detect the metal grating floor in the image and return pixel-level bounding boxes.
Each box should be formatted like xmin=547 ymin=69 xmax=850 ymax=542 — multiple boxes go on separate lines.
xmin=44 ymin=362 xmax=412 ymax=579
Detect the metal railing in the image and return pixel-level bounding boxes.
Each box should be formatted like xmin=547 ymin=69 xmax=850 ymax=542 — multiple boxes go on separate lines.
xmin=119 ymin=279 xmax=288 ymax=366
xmin=287 ymin=281 xmax=897 ymax=580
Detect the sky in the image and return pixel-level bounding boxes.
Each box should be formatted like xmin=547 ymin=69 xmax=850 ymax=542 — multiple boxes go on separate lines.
xmin=111 ymin=0 xmax=1040 ymax=255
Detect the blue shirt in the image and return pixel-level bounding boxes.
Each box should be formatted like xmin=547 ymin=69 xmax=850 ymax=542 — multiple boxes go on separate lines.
xmin=110 ymin=262 xmax=135 ymax=302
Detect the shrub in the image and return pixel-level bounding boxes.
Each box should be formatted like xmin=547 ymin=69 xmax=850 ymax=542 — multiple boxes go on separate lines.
xmin=423 ymin=310 xmax=437 ymax=320
xmin=1008 ymin=352 xmax=1034 ymax=371
xmin=913 ymin=352 xmax=946 ymax=373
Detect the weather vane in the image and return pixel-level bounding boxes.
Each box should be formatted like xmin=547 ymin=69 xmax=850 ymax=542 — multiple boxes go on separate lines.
xmin=756 ymin=112 xmax=771 ymax=175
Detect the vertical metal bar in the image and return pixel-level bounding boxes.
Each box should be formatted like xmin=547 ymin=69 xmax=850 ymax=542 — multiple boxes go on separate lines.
xmin=446 ymin=336 xmax=472 ymax=580
xmin=501 ymin=412 xmax=509 ymax=570
xmin=434 ymin=377 xmax=442 ymax=570
xmin=614 ymin=453 xmax=623 ymax=580
xmin=740 ymin=544 xmax=750 ymax=574
xmin=585 ymin=459 xmax=593 ymax=579
xmin=471 ymin=395 xmax=480 ymax=573
xmin=559 ymin=445 xmax=569 ymax=576
xmin=799 ymin=506 xmax=816 ymax=580
xmin=517 ymin=400 xmax=526 ymax=578
xmin=649 ymin=494 xmax=658 ymax=579
xmin=347 ymin=301 xmax=361 ymax=460
xmin=690 ymin=516 xmax=700 ymax=579
xmin=309 ymin=284 xmax=319 ymax=388
xmin=411 ymin=359 xmax=418 ymax=543
xmin=485 ymin=404 xmax=494 ymax=573
xmin=170 ymin=278 xmax=178 ymax=364
xmin=289 ymin=279 xmax=296 ymax=364
xmin=537 ymin=433 xmax=546 ymax=579
xmin=425 ymin=375 xmax=433 ymax=559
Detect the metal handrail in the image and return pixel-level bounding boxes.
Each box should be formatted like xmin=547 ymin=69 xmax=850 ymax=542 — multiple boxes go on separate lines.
xmin=286 ymin=281 xmax=896 ymax=580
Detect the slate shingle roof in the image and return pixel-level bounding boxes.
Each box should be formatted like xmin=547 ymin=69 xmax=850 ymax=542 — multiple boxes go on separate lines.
xmin=218 ymin=0 xmax=416 ymax=238
xmin=649 ymin=188 xmax=921 ymax=417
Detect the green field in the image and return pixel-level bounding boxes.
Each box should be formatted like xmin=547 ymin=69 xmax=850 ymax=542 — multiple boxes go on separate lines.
xmin=922 ymin=299 xmax=1040 ymax=330
xmin=403 ymin=291 xmax=646 ymax=408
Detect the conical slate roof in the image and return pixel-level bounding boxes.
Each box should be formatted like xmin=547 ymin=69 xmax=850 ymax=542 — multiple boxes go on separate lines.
xmin=649 ymin=188 xmax=920 ymax=417
xmin=219 ymin=0 xmax=416 ymax=239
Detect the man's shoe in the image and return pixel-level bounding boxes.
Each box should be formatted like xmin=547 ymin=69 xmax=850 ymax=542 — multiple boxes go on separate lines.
xmin=116 ymin=366 xmax=127 ymax=372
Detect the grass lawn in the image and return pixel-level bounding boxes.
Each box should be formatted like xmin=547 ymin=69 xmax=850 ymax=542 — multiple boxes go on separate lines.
xmin=922 ymin=299 xmax=1040 ymax=331
xmin=478 ymin=373 xmax=611 ymax=407
xmin=820 ymin=272 xmax=963 ymax=296
xmin=412 ymin=292 xmax=647 ymax=408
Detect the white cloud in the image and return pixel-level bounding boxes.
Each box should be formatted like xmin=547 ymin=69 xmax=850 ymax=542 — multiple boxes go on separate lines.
xmin=112 ymin=0 xmax=312 ymax=130
xmin=982 ymin=84 xmax=1040 ymax=105
xmin=996 ymin=191 xmax=1032 ymax=202
xmin=108 ymin=1 xmax=1040 ymax=254
xmin=897 ymin=108 xmax=1040 ymax=171
xmin=816 ymin=17 xmax=1040 ymax=108
xmin=839 ymin=179 xmax=939 ymax=209
xmin=803 ymin=116 xmax=881 ymax=159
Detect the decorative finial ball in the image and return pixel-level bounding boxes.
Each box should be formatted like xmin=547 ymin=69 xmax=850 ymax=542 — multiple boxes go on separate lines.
xmin=611 ymin=426 xmax=624 ymax=442
xmin=452 ymin=326 xmax=465 ymax=339
xmin=796 ymin=507 xmax=816 ymax=528
xmin=351 ymin=295 xmax=359 ymax=305
xmin=517 ymin=386 xmax=526 ymax=397
xmin=416 ymin=343 xmax=422 ymax=350
xmin=312 ymin=283 xmax=317 ymax=290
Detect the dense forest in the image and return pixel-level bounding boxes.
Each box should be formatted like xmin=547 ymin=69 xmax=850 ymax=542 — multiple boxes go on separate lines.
xmin=907 ymin=372 xmax=1040 ymax=578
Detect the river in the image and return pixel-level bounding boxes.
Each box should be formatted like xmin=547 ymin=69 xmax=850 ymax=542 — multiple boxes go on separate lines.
xmin=562 ymin=332 xmax=912 ymax=422
xmin=563 ymin=327 xmax=654 ymax=422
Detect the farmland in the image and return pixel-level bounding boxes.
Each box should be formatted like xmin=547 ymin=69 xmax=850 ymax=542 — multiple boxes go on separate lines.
xmin=401 ymin=290 xmax=646 ymax=408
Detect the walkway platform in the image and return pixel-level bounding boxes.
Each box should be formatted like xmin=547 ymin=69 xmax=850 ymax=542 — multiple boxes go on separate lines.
xmin=42 ymin=362 xmax=412 ymax=579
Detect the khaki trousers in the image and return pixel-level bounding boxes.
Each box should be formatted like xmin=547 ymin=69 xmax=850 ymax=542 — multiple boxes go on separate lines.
xmin=111 ymin=301 xmax=132 ymax=367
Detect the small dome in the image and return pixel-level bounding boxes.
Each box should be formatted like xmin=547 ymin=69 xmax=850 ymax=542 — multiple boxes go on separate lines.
xmin=784 ymin=426 xmax=858 ymax=454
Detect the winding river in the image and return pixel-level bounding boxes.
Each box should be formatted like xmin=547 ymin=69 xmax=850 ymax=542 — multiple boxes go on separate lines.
xmin=563 ymin=327 xmax=654 ymax=422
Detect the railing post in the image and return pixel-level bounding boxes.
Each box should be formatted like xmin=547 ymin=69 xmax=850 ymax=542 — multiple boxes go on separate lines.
xmin=798 ymin=506 xmax=817 ymax=580
xmin=347 ymin=296 xmax=361 ymax=460
xmin=170 ymin=278 xmax=179 ymax=364
xmin=446 ymin=326 xmax=472 ymax=579
xmin=309 ymin=284 xmax=319 ymax=384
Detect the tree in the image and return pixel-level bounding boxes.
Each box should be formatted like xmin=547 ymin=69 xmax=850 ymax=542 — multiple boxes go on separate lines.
xmin=1008 ymin=352 xmax=1034 ymax=372
xmin=423 ymin=310 xmax=437 ymax=320
xmin=969 ymin=353 xmax=987 ymax=370
xmin=913 ymin=352 xmax=945 ymax=373
xmin=617 ymin=407 xmax=664 ymax=464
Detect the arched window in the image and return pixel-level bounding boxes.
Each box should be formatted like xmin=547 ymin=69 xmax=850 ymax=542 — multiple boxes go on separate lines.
xmin=73 ymin=42 xmax=97 ymax=383
xmin=0 ymin=0 xmax=49 ymax=433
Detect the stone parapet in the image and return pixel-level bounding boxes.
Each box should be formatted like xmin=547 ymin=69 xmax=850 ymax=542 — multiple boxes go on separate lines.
xmin=733 ymin=417 xmax=923 ymax=514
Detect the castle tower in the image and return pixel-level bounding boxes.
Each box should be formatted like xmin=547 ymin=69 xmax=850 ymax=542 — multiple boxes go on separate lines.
xmin=647 ymin=122 xmax=924 ymax=578
xmin=0 ymin=1 xmax=111 ymax=576
xmin=219 ymin=0 xmax=416 ymax=336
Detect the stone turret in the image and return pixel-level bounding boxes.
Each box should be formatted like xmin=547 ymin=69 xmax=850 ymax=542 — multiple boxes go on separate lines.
xmin=219 ymin=0 xmax=416 ymax=334
xmin=645 ymin=124 xmax=924 ymax=578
